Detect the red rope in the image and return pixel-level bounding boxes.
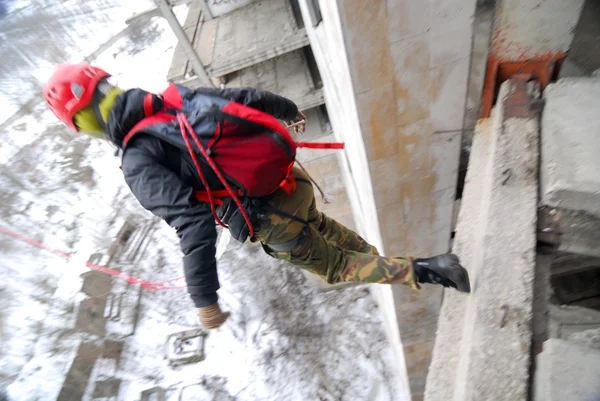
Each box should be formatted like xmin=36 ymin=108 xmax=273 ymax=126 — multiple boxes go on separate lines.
xmin=177 ymin=113 xmax=255 ymax=237
xmin=0 ymin=225 xmax=186 ymax=291
xmin=0 ymin=226 xmax=72 ymax=258
xmin=178 ymin=114 xmax=228 ymax=230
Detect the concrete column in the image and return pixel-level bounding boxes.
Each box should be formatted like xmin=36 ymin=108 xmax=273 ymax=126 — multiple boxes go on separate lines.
xmin=424 ymin=79 xmax=539 ymax=401
xmin=297 ymin=0 xmax=477 ymax=399
xmin=340 ymin=2 xmax=477 ymax=399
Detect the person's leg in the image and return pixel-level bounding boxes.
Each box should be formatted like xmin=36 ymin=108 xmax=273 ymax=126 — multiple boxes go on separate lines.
xmin=253 ymin=168 xmax=314 ymax=246
xmin=265 ymin=166 xmax=379 ymax=255
xmin=260 ymin=223 xmax=470 ymax=292
xmin=254 ymin=167 xmax=470 ymax=292
xmin=306 ymin=199 xmax=379 ymax=256
xmin=260 ymin=222 xmax=419 ymax=289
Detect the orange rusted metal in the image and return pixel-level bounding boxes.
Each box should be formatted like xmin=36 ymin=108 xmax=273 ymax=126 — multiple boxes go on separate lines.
xmin=502 ymin=73 xmax=536 ymax=118
xmin=480 ymin=52 xmax=565 ymax=118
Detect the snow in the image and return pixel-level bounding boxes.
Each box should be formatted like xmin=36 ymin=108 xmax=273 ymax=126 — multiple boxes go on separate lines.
xmin=0 ymin=3 xmax=408 ymax=401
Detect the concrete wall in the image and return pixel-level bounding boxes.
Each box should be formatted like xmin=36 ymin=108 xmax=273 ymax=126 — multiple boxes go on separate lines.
xmin=296 ymin=1 xmax=409 ymax=399
xmin=298 ymin=1 xmax=477 ymax=399
xmin=225 ymin=49 xmax=324 ymax=111
xmin=492 ymin=0 xmax=585 ymax=58
xmin=207 ymin=0 xmax=309 ymax=77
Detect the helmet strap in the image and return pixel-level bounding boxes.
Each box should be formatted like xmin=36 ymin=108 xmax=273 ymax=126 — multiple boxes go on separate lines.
xmin=89 ymin=80 xmax=112 ymax=132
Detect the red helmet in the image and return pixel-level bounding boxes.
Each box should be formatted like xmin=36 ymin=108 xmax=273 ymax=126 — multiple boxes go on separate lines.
xmin=43 ymin=64 xmax=111 ymax=131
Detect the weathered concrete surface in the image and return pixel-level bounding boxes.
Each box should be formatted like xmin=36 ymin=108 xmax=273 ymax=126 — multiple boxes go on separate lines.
xmin=550 ymin=263 xmax=600 ymax=306
xmin=205 ymin=0 xmax=255 ymax=18
xmin=168 ymin=0 xmax=308 ymax=81
xmin=297 ymin=1 xmax=408 ymax=399
xmin=299 ymin=0 xmax=478 ymax=398
xmin=556 ymin=210 xmax=600 ymax=259
xmin=425 ymin=116 xmax=494 ymax=401
xmin=462 ymin=2 xmax=494 ymax=143
xmin=549 ymin=305 xmax=600 ymax=339
xmin=492 ymin=0 xmax=585 ymax=58
xmin=425 ymin=81 xmax=539 ymax=401
xmin=180 ymin=49 xmax=324 ymax=111
xmin=207 ymin=0 xmax=308 ymax=77
xmin=541 ymin=78 xmax=600 ymax=218
xmin=224 ymin=49 xmax=324 ymax=111
xmin=533 ymin=254 xmax=553 ymax=350
xmin=550 ymin=253 xmax=600 ymax=278
xmin=298 ymin=107 xmax=332 ymax=141
xmin=569 ymin=328 xmax=600 ymax=351
xmin=563 ymin=0 xmax=600 ymax=75
xmin=534 ymin=339 xmax=600 ymax=401
xmin=539 ymin=206 xmax=600 ymax=259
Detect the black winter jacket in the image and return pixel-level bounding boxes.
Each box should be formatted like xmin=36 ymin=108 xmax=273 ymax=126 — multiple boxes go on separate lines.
xmin=106 ymin=86 xmax=298 ymax=307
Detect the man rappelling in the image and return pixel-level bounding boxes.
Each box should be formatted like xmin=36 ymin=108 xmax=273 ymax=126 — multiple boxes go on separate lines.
xmin=43 ymin=63 xmax=470 ymax=329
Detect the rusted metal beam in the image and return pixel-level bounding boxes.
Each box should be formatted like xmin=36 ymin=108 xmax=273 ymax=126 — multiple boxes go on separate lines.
xmin=479 ymin=0 xmax=584 ymax=117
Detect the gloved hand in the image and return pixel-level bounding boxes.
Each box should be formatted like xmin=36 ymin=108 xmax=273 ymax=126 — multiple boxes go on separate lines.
xmin=287 ymin=110 xmax=306 ymax=135
xmin=198 ymin=303 xmax=230 ymax=329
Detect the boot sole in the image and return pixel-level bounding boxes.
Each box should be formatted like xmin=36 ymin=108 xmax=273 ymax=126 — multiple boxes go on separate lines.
xmin=437 ymin=254 xmax=471 ymax=293
xmin=449 ymin=264 xmax=471 ymax=293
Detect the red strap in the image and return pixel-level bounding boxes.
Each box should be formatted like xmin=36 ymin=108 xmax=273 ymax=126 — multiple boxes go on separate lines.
xmin=143 ymin=93 xmax=154 ymax=117
xmin=297 ymin=142 xmax=345 ymax=149
xmin=194 ymin=189 xmax=244 ymax=205
xmin=278 ymin=165 xmax=296 ymax=195
xmin=195 ymin=192 xmax=224 ymax=206
xmin=123 ymin=113 xmax=177 ymax=148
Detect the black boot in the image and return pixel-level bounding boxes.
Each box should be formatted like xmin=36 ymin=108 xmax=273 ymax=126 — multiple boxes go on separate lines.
xmin=412 ymin=254 xmax=471 ymax=293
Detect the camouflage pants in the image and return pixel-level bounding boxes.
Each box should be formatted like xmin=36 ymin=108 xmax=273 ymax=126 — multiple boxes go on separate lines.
xmin=254 ymin=167 xmax=417 ymax=288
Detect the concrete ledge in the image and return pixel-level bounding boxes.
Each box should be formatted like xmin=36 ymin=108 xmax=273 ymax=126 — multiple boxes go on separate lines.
xmin=294 ymin=89 xmax=325 ymax=112
xmin=538 ymin=206 xmax=600 ymax=259
xmin=548 ymin=304 xmax=600 ymax=339
xmin=208 ymin=0 xmax=307 ymax=77
xmin=224 ymin=50 xmax=324 ymax=111
xmin=541 ymin=78 xmax=600 ymax=218
xmin=534 ymin=339 xmax=600 ymax=401
xmin=569 ymin=328 xmax=600 ymax=351
xmin=208 ymin=31 xmax=309 ymax=78
xmin=168 ymin=0 xmax=309 ymax=81
xmin=425 ymin=80 xmax=539 ymax=401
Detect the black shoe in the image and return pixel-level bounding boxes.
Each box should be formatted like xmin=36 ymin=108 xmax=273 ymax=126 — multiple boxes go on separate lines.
xmin=412 ymin=254 xmax=471 ymax=293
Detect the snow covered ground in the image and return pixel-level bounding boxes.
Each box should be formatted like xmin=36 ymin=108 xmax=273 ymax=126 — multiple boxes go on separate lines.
xmin=0 ymin=3 xmax=408 ymax=400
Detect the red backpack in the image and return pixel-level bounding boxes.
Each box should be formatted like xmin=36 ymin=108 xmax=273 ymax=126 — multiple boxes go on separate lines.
xmin=123 ymin=84 xmax=343 ymax=238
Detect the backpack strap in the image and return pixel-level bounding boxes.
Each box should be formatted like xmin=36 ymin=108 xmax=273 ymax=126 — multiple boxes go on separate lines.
xmin=122 ymin=87 xmax=183 ymax=149
xmin=194 ymin=189 xmax=243 ymax=206
xmin=122 ymin=112 xmax=177 ymax=148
